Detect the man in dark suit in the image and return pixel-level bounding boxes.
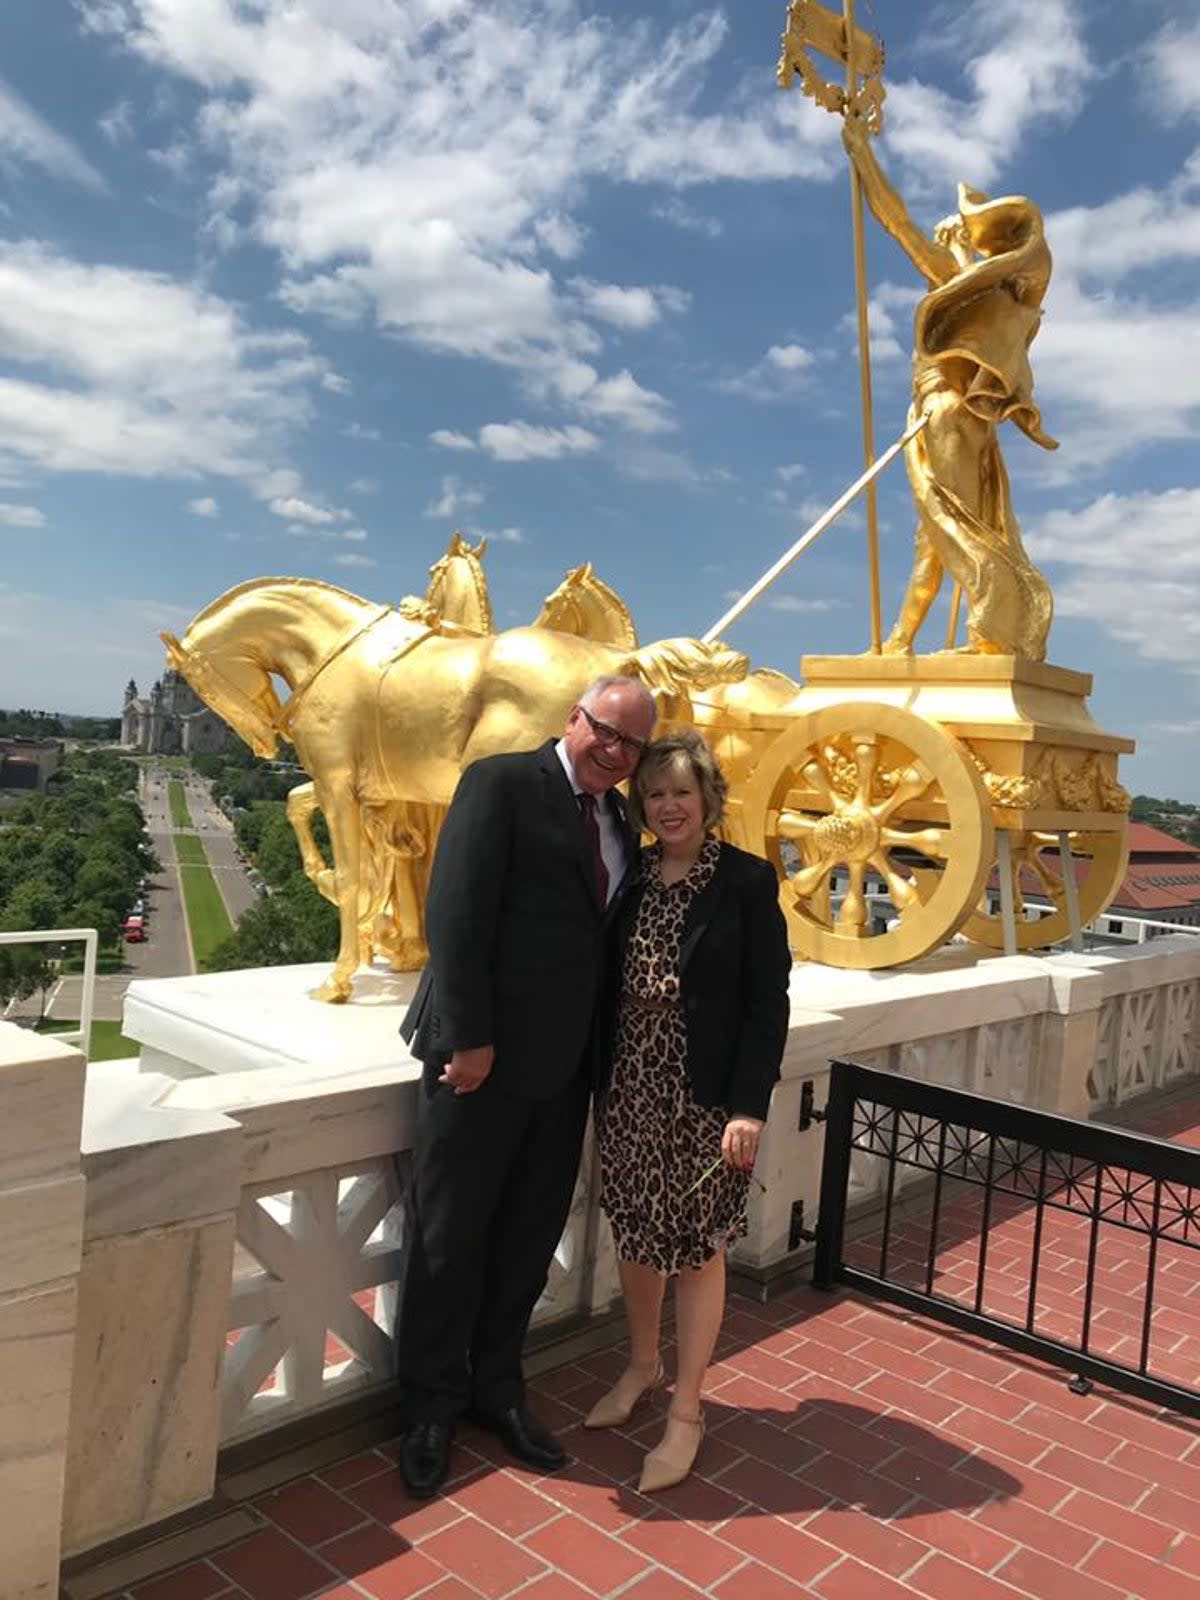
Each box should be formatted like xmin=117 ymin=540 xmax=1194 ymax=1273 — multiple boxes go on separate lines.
xmin=396 ymin=674 xmax=657 ymax=1498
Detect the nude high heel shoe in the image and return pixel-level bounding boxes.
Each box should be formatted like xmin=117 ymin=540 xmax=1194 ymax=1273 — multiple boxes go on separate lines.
xmin=637 ymin=1408 xmax=705 ymax=1493
xmin=583 ymin=1359 xmax=665 ymax=1429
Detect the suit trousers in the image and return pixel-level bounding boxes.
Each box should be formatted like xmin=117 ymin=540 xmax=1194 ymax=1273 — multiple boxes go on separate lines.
xmin=396 ymin=1062 xmax=591 ymax=1423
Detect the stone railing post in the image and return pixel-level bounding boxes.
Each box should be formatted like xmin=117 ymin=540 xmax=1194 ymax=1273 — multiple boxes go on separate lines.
xmin=61 ymin=1070 xmax=241 ymax=1555
xmin=0 ymin=1026 xmax=86 ymax=1600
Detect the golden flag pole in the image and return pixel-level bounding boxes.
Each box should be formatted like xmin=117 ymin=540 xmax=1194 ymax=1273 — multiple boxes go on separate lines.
xmin=843 ymin=0 xmax=883 ymax=654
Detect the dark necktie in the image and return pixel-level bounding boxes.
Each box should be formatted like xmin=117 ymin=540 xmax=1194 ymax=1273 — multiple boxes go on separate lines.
xmin=577 ymin=792 xmax=610 ymax=906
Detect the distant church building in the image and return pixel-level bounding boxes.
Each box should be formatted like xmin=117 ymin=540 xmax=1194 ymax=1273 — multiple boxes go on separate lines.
xmin=120 ymin=671 xmax=233 ymax=756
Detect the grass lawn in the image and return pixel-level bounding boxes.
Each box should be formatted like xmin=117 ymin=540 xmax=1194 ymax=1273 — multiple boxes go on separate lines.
xmin=41 ymin=1018 xmax=139 ymax=1060
xmin=168 ymin=778 xmax=193 ymax=829
xmin=174 ymin=831 xmax=233 ymax=965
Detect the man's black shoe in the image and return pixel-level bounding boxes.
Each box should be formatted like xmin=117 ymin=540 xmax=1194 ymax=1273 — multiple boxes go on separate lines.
xmin=398 ymin=1420 xmax=452 ymax=1499
xmin=471 ymin=1405 xmax=568 ymax=1471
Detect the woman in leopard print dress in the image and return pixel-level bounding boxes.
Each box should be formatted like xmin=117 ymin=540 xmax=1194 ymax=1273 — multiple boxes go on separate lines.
xmin=588 ymin=730 xmax=791 ymax=1493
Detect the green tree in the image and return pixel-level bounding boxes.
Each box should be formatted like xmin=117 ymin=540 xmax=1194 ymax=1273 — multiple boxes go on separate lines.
xmin=3 ymin=878 xmax=63 ymax=931
xmin=205 ymin=878 xmax=338 ymax=971
xmin=70 ymin=898 xmax=122 ymax=950
xmin=75 ymin=846 xmax=137 ymax=919
xmin=255 ymin=809 xmax=304 ymax=887
xmin=37 ymin=831 xmax=83 ymax=896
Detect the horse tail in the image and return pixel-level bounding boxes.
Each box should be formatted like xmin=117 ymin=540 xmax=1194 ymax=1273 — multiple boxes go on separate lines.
xmin=622 ymin=636 xmax=749 ymax=696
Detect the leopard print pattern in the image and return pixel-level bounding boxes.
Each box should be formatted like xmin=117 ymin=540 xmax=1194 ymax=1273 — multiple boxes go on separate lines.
xmin=598 ymin=837 xmax=750 ymax=1274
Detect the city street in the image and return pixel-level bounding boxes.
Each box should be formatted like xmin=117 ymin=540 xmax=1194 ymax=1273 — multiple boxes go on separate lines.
xmin=181 ymin=769 xmax=260 ymax=923
xmin=48 ymin=761 xmax=260 ymax=1026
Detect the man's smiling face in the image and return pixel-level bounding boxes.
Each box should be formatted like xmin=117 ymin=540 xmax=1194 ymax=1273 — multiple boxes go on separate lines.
xmin=563 ymin=683 xmax=655 ymax=796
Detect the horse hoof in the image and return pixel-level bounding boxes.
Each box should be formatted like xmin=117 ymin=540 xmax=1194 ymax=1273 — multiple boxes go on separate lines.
xmin=311 ymin=978 xmax=351 ymax=1004
xmin=389 ymin=939 xmax=429 ymax=972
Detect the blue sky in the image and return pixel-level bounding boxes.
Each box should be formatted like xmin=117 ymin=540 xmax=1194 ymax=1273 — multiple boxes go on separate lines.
xmin=0 ymin=1 xmax=1197 ymax=797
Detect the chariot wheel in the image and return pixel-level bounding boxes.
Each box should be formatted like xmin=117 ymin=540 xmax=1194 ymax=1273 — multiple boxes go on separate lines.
xmin=741 ymin=701 xmax=994 ymax=969
xmin=959 ymin=827 xmax=1129 ymax=951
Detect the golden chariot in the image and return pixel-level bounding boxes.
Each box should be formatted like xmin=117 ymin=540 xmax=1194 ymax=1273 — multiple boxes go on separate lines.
xmin=163 ymin=2 xmax=1134 ymax=1001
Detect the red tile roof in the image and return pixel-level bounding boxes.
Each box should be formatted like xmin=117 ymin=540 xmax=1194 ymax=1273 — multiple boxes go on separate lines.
xmin=1126 ymin=822 xmax=1200 ymax=858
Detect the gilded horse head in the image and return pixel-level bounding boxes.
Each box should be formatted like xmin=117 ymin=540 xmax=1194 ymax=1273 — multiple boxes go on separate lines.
xmin=534 ymin=563 xmax=638 ymax=651
xmin=422 ymin=531 xmax=493 ymax=633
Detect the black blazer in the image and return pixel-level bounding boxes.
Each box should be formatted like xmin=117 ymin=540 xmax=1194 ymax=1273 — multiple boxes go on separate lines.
xmin=594 ymin=841 xmax=791 ymax=1122
xmin=402 ymin=740 xmax=637 ymax=1099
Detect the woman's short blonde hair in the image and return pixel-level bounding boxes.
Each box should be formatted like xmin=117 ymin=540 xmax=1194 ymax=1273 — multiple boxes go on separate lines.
xmin=628 ymin=728 xmax=728 ymax=834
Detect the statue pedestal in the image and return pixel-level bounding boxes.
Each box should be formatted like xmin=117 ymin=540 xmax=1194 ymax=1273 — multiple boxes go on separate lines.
xmin=122 ymin=962 xmax=422 ymax=1079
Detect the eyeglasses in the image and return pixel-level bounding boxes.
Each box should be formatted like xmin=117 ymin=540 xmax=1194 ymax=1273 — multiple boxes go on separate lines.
xmin=575 ymin=705 xmax=648 ymax=757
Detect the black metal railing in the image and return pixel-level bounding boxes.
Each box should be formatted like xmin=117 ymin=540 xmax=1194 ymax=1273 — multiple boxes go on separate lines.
xmin=813 ymin=1058 xmax=1200 ymax=1417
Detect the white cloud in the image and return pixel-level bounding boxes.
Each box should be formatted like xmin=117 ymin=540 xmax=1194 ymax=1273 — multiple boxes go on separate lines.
xmin=721 ymin=342 xmax=816 ymax=402
xmin=332 ymin=551 xmax=375 ymax=568
xmin=0 ymin=503 xmax=47 ymax=528
xmin=720 ymin=586 xmax=842 ymax=614
xmin=465 ymin=523 xmax=526 ymax=546
xmin=477 ymin=422 xmax=598 ymax=462
xmin=840 ymin=283 xmax=920 ymax=365
xmin=1027 ymin=488 xmax=1200 ymax=666
xmin=343 ymin=422 xmax=380 ymax=441
xmin=429 ymin=429 xmax=478 ymax=453
xmin=425 ymin=475 xmax=485 ymax=519
xmin=886 ymin=0 xmax=1092 ymax=191
xmin=1145 ymin=22 xmax=1200 ymax=124
xmin=570 ymin=279 xmax=689 ymax=331
xmin=0 ymin=241 xmax=321 ymax=492
xmin=187 ymin=496 xmax=219 ymax=517
xmin=86 ymin=1 xmax=834 ymax=434
xmin=98 ymin=98 xmax=134 ymax=145
xmin=776 ymin=463 xmax=807 ymax=483
xmin=342 ymin=527 xmax=368 ymax=542
xmin=349 ymin=476 xmax=377 ymax=494
xmin=321 ymin=371 xmax=351 ymax=394
xmin=534 ymin=213 xmax=585 ymax=260
xmin=269 ymin=496 xmax=344 ymax=525
xmin=0 ymin=77 xmax=107 ymax=192
xmin=562 ymin=367 xmax=675 ymax=434
xmin=652 ymin=196 xmax=722 ymax=238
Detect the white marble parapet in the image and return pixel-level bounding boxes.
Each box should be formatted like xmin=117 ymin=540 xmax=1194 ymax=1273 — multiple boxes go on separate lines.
xmin=0 ymin=1025 xmax=86 ymax=1600
xmin=81 ymin=1070 xmax=242 ymax=1239
xmin=0 ymin=1028 xmax=87 ymax=1187
xmin=122 ymin=962 xmax=422 ymax=1077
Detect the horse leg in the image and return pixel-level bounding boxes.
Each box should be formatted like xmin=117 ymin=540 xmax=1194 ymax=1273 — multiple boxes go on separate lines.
xmin=286 ymin=782 xmax=337 ymax=904
xmin=310 ymin=780 xmax=363 ymax=1003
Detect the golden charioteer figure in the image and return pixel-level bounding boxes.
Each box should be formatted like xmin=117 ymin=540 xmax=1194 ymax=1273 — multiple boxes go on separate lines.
xmin=164 ymin=1 xmax=1134 ymax=999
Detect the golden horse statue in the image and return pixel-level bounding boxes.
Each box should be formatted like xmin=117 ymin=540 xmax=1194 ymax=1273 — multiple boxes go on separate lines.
xmin=164 ymin=576 xmax=746 ymax=1000
xmin=282 ymin=533 xmax=496 ymax=973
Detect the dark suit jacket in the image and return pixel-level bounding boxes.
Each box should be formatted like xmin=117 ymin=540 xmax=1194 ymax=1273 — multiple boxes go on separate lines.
xmin=594 ymin=841 xmax=791 ymax=1122
xmin=402 ymin=740 xmax=636 ymax=1098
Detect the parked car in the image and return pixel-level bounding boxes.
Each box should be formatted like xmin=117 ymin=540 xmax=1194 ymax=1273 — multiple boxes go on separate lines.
xmin=122 ymin=915 xmax=146 ymax=944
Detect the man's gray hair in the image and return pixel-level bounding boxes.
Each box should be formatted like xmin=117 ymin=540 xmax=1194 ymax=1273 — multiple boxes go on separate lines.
xmin=578 ymin=675 xmax=657 ymax=721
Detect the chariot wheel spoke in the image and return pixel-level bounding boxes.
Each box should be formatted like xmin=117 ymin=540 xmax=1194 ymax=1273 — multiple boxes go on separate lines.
xmin=775 ymin=808 xmax=819 ymax=841
xmin=800 ymin=757 xmax=835 ymax=807
xmin=837 ymin=861 xmax=868 ymax=930
xmin=793 ymin=857 xmax=838 ymax=899
xmin=877 ymin=763 xmax=934 ymax=822
xmin=1028 ymin=851 xmax=1068 ymax=907
xmin=853 ymin=736 xmax=879 ymax=809
xmin=881 ymin=824 xmax=951 ymax=860
xmin=870 ymin=851 xmax=919 ymax=910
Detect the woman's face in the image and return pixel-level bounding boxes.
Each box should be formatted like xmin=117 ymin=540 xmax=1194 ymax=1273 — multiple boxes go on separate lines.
xmin=641 ymin=760 xmax=706 ymax=855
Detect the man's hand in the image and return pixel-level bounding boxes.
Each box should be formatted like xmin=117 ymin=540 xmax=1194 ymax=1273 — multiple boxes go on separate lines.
xmin=439 ymin=1045 xmax=495 ymax=1095
xmin=721 ymin=1115 xmax=764 ymax=1173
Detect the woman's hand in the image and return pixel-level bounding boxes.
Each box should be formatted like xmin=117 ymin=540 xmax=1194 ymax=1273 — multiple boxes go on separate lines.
xmin=721 ymin=1116 xmax=764 ymax=1174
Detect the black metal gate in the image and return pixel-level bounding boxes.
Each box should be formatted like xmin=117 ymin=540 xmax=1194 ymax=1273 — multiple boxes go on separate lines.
xmin=812 ymin=1059 xmax=1200 ymax=1418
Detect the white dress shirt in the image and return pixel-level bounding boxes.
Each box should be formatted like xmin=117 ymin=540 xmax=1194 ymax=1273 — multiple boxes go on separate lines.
xmin=554 ymin=738 xmax=626 ymax=905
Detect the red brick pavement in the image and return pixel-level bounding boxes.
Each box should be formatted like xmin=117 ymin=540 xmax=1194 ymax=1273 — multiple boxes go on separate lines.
xmin=116 ymin=1092 xmax=1200 ymax=1600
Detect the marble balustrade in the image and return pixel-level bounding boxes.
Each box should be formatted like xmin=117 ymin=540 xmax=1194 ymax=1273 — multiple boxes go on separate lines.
xmin=3 ymin=935 xmax=1199 ymax=1575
